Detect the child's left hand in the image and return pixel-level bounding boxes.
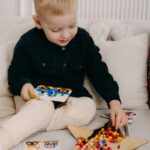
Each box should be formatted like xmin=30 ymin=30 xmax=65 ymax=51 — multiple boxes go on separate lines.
xmin=109 ymin=100 xmax=128 ymax=130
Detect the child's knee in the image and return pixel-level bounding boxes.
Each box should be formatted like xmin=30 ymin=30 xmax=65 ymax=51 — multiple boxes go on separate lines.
xmin=68 ymin=97 xmax=96 ymax=124
xmin=84 ymin=98 xmax=96 ymax=112
xmin=79 ymin=98 xmax=96 ymax=123
xmin=20 ymin=100 xmax=55 ymax=121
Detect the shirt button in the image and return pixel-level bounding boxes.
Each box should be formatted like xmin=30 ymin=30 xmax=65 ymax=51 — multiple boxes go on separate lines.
xmin=42 ymin=62 xmax=46 ymax=67
xmin=63 ymin=63 xmax=67 ymax=67
xmin=62 ymin=47 xmax=66 ymax=51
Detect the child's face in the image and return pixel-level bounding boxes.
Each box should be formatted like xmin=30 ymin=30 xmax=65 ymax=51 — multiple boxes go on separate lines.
xmin=33 ymin=11 xmax=78 ymax=47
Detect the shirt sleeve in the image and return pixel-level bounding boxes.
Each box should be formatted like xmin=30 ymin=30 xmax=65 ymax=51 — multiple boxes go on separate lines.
xmin=8 ymin=38 xmax=32 ymax=95
xmin=84 ymin=32 xmax=121 ymax=104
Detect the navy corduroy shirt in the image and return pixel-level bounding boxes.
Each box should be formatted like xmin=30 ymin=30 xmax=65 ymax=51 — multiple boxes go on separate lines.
xmin=8 ymin=27 xmax=120 ymax=104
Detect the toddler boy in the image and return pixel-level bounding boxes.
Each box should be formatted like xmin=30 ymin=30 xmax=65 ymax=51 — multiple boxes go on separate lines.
xmin=0 ymin=0 xmax=127 ymax=149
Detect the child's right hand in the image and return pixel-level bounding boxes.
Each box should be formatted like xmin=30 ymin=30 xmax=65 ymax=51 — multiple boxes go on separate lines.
xmin=21 ymin=83 xmax=36 ymax=102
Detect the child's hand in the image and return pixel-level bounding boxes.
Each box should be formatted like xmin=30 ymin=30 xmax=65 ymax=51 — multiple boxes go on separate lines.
xmin=109 ymin=100 xmax=128 ymax=130
xmin=21 ymin=83 xmax=36 ymax=102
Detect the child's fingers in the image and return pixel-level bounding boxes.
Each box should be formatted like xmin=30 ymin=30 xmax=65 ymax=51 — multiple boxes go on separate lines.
xmin=115 ymin=115 xmax=120 ymax=130
xmin=120 ymin=114 xmax=128 ymax=127
xmin=28 ymin=85 xmax=40 ymax=99
xmin=116 ymin=113 xmax=128 ymax=129
xmin=20 ymin=83 xmax=36 ymax=101
xmin=28 ymin=85 xmax=35 ymax=95
xmin=21 ymin=89 xmax=30 ymax=102
xmin=115 ymin=113 xmax=125 ymax=129
xmin=117 ymin=116 xmax=124 ymax=129
xmin=22 ymin=95 xmax=30 ymax=101
xmin=110 ymin=112 xmax=116 ymax=127
xmin=28 ymin=86 xmax=35 ymax=97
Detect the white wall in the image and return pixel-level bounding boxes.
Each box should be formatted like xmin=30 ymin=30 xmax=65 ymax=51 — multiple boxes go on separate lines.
xmin=78 ymin=0 xmax=150 ymax=20
xmin=0 ymin=0 xmax=150 ymax=20
xmin=0 ymin=0 xmax=34 ymax=16
xmin=0 ymin=0 xmax=19 ymax=15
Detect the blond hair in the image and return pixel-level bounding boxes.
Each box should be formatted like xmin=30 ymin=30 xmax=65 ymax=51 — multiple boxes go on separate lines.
xmin=33 ymin=0 xmax=77 ymax=15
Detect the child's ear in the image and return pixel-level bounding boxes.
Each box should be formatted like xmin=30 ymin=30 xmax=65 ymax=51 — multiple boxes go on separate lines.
xmin=32 ymin=15 xmax=42 ymax=29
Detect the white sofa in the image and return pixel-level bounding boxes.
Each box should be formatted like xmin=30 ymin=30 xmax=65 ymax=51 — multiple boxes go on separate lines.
xmin=0 ymin=16 xmax=150 ymax=150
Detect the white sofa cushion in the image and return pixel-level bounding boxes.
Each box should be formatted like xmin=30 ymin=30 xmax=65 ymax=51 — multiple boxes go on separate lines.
xmin=110 ymin=25 xmax=133 ymax=40
xmin=0 ymin=18 xmax=34 ymax=43
xmin=0 ymin=96 xmax=15 ymax=118
xmin=0 ymin=41 xmax=17 ymax=117
xmin=84 ymin=21 xmax=149 ymax=109
xmin=98 ymin=33 xmax=149 ymax=109
xmin=89 ymin=23 xmax=110 ymax=45
xmin=0 ymin=41 xmax=16 ymax=96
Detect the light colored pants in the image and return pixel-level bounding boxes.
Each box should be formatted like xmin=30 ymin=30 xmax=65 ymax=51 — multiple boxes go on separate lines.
xmin=0 ymin=96 xmax=96 ymax=150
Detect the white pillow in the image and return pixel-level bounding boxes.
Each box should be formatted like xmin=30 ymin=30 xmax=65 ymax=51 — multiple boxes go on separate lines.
xmin=0 ymin=41 xmax=16 ymax=96
xmin=89 ymin=23 xmax=109 ymax=45
xmin=0 ymin=96 xmax=15 ymax=118
xmin=123 ymin=20 xmax=150 ymax=34
xmin=96 ymin=19 xmax=122 ymax=29
xmin=110 ymin=25 xmax=133 ymax=40
xmin=0 ymin=16 xmax=22 ymax=33
xmin=0 ymin=23 xmax=34 ymax=43
xmin=0 ymin=41 xmax=16 ymax=117
xmin=78 ymin=19 xmax=89 ymax=30
xmin=97 ymin=33 xmax=149 ymax=109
